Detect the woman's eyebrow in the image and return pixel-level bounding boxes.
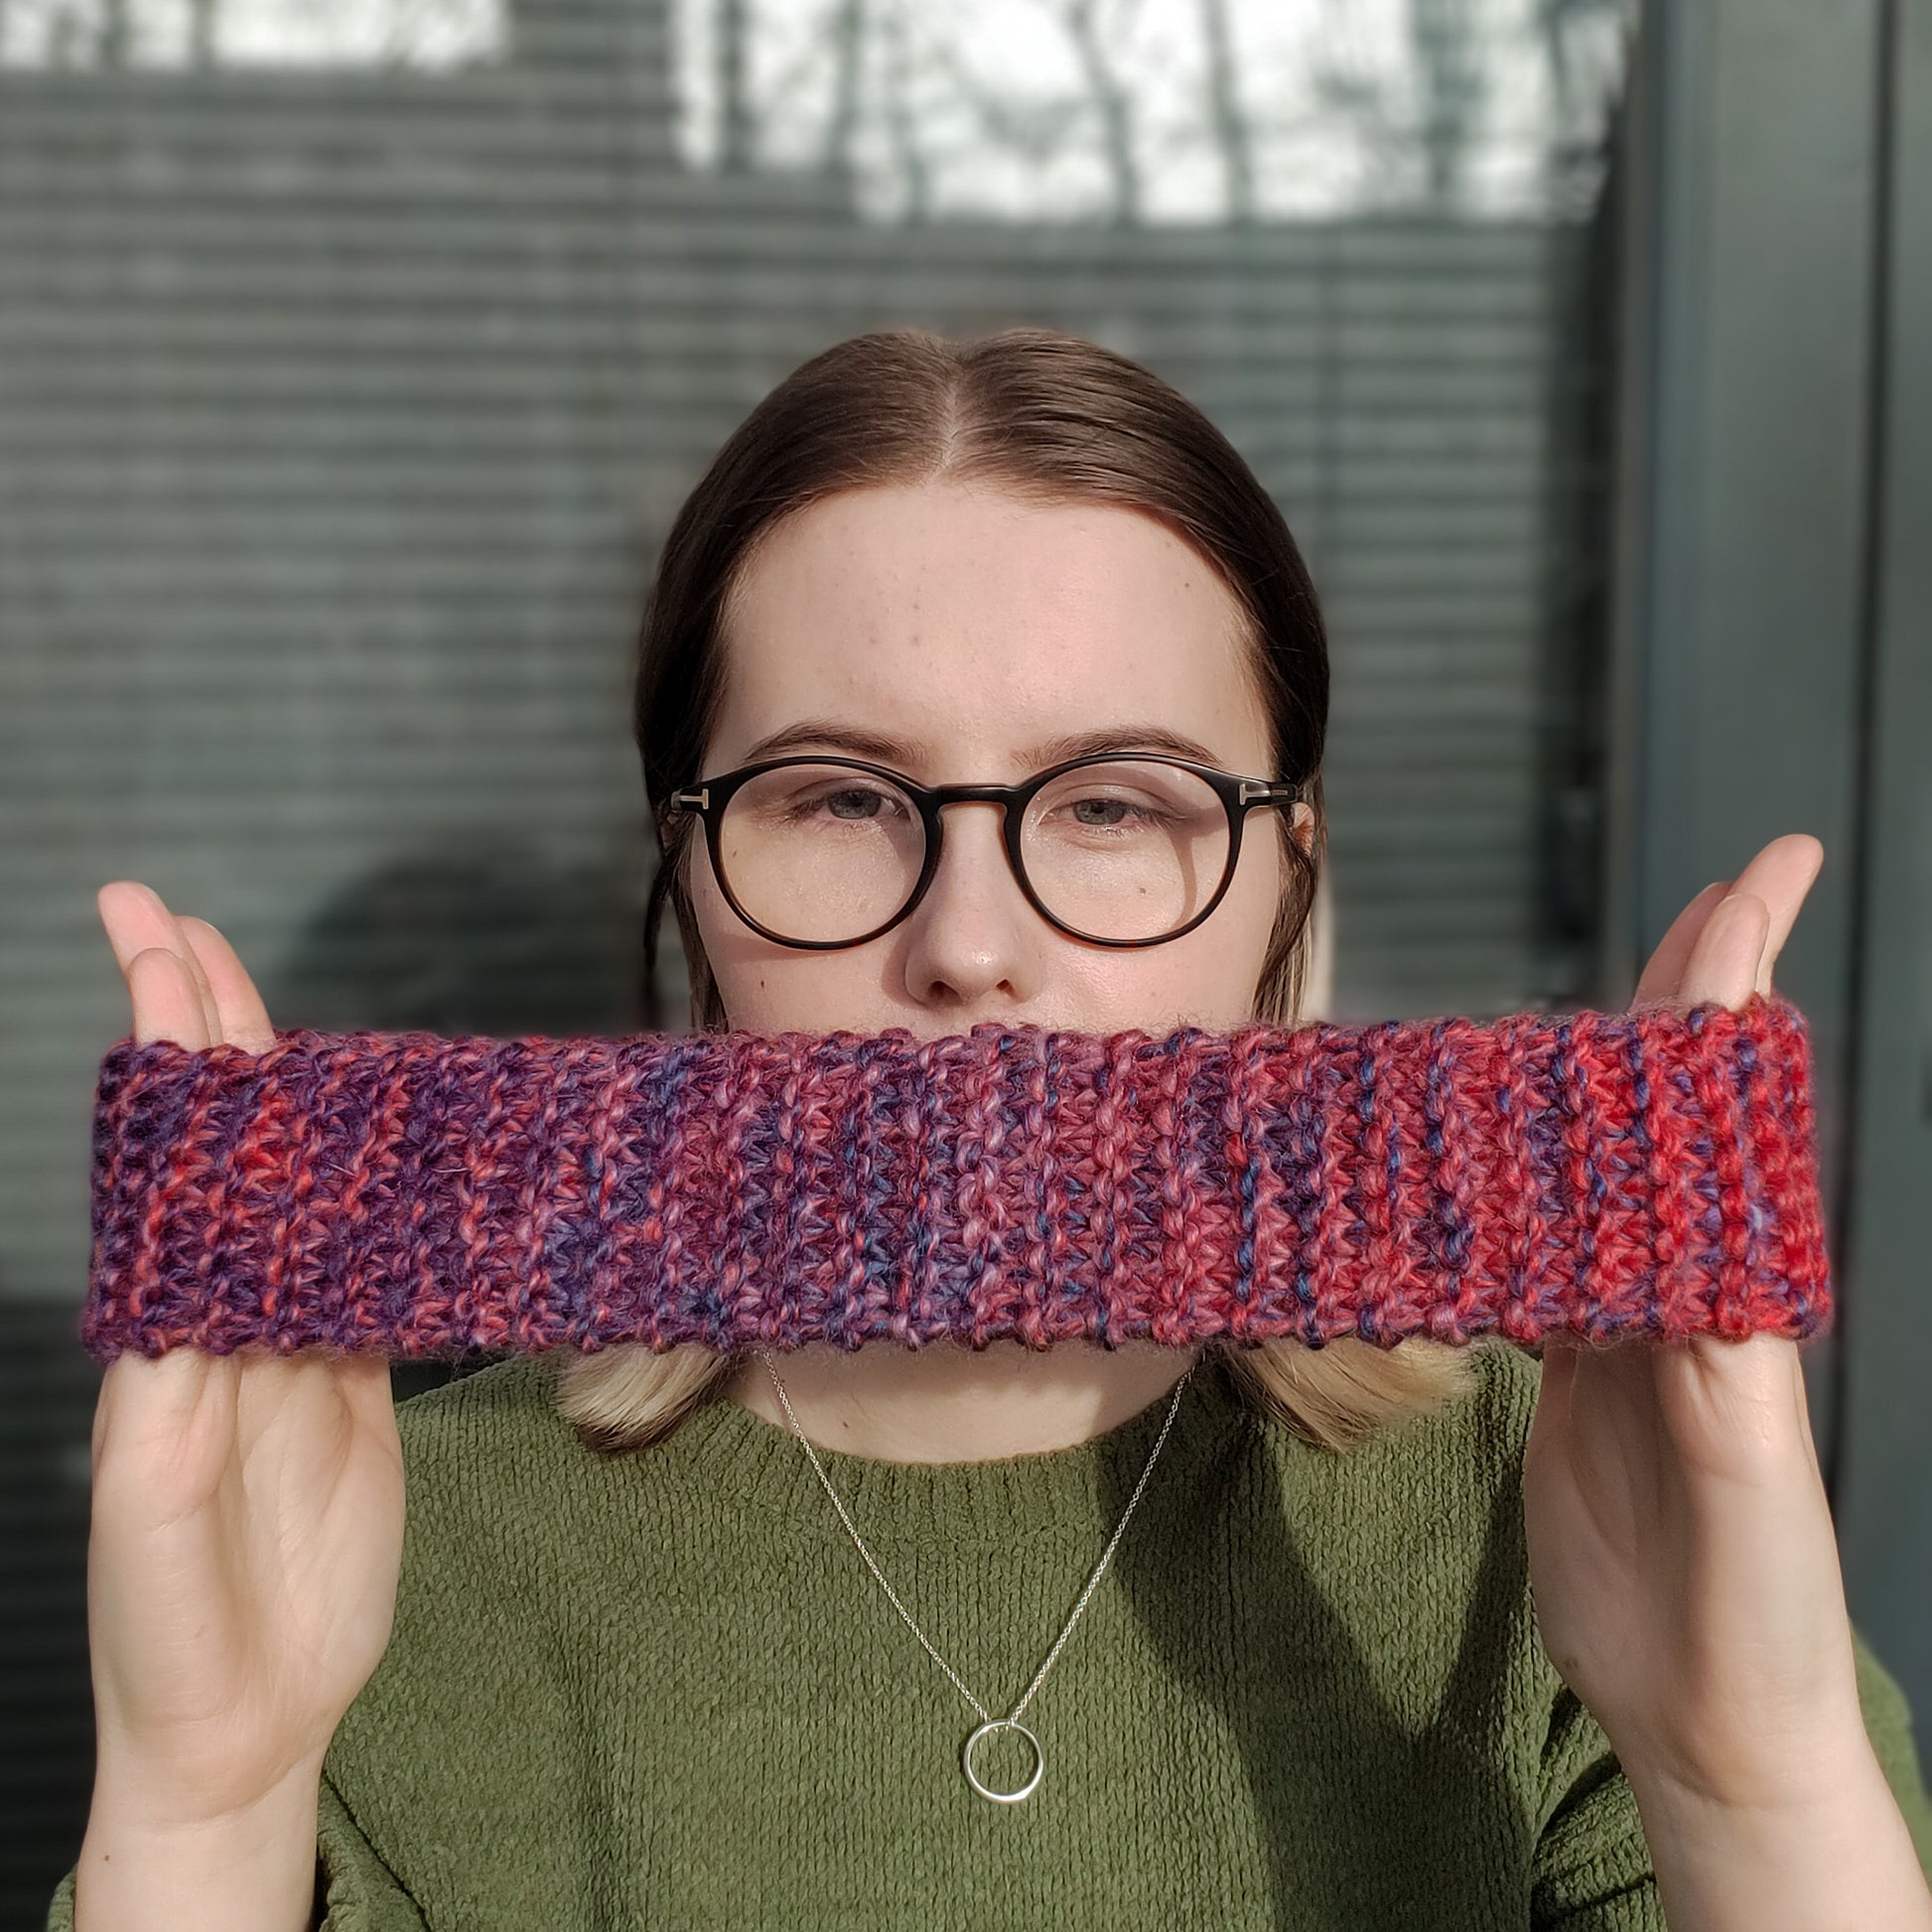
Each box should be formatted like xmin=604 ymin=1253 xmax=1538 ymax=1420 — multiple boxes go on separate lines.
xmin=736 ymin=719 xmax=1230 ymax=770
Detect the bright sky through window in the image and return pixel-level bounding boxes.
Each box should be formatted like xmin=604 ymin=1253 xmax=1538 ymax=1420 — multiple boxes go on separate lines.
xmin=670 ymin=0 xmax=1635 ymax=220
xmin=1 ymin=0 xmax=1633 ymax=219
xmin=0 ymin=0 xmax=503 ymax=69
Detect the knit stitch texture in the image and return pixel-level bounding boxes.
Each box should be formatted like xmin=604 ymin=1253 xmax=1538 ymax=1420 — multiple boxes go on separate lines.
xmin=80 ymin=992 xmax=1832 ymax=1364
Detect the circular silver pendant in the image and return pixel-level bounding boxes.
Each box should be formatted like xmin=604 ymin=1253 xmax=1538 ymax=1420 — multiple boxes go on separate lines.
xmin=962 ymin=1717 xmax=1043 ymax=1803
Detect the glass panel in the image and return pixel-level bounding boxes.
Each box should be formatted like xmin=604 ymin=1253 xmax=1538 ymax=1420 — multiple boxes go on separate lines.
xmin=1 ymin=6 xmax=1641 ymax=1887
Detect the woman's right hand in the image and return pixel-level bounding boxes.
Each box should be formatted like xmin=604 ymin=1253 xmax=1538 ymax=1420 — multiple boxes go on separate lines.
xmin=84 ymin=881 xmax=406 ymax=1828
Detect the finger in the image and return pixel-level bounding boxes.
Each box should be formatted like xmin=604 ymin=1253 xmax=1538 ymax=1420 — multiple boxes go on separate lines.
xmin=1633 ymin=880 xmax=1731 ymax=1008
xmin=1533 ymin=1336 xmax=1581 ymax=1434
xmin=1679 ymin=1333 xmax=1826 ymax=1482
xmin=170 ymin=917 xmax=223 ymax=1040
xmin=91 ymin=1350 xmax=236 ymax=1509
xmin=93 ymin=1346 xmax=214 ymax=1465
xmin=178 ymin=915 xmax=277 ymax=1056
xmin=97 ymin=881 xmax=175 ymax=975
xmin=97 ymin=882 xmax=216 ymax=1041
xmin=1679 ymin=889 xmax=1770 ymax=1012
xmin=1721 ymin=835 xmax=1823 ymax=997
xmin=125 ymin=945 xmax=212 ymax=1049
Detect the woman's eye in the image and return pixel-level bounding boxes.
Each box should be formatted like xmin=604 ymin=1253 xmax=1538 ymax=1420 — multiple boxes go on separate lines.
xmin=790 ymin=785 xmax=901 ymax=822
xmin=1054 ymin=795 xmax=1171 ymax=832
xmin=1069 ymin=796 xmax=1153 ymax=826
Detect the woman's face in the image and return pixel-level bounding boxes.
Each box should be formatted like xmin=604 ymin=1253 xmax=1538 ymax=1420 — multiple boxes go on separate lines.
xmin=688 ymin=478 xmax=1314 ymax=1039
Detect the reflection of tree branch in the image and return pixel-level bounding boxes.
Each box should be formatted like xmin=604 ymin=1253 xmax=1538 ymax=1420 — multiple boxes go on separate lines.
xmin=927 ymin=33 xmax=1084 ymax=166
xmin=1306 ymin=0 xmax=1416 ymax=208
xmin=100 ymin=0 xmax=131 ymax=66
xmin=760 ymin=35 xmax=830 ymax=129
xmin=1198 ymin=0 xmax=1253 ymax=222
xmin=718 ymin=0 xmax=753 ymax=172
xmin=1052 ymin=0 xmax=1140 ymax=223
xmin=1305 ymin=69 xmax=1400 ymax=203
xmin=821 ymin=0 xmax=867 ymax=180
xmin=46 ymin=5 xmax=81 ymax=67
xmin=373 ymin=0 xmax=408 ymax=69
xmin=1408 ymin=0 xmax=1484 ymax=207
xmin=1539 ymin=0 xmax=1578 ymax=127
xmin=191 ymin=0 xmax=219 ymax=68
xmin=1536 ymin=0 xmax=1632 ymax=193
xmin=47 ymin=0 xmax=92 ymax=66
xmin=881 ymin=0 xmax=928 ymax=220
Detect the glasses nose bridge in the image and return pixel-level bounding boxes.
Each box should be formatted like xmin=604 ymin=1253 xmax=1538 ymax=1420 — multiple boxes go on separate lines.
xmin=925 ymin=778 xmax=1022 ymax=811
xmin=922 ymin=778 xmax=1025 ymax=847
xmin=915 ymin=780 xmax=1028 ymax=903
xmin=919 ymin=780 xmax=1028 ymax=881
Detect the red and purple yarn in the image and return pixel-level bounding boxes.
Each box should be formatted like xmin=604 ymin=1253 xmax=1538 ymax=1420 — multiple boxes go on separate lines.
xmin=79 ymin=992 xmax=1833 ymax=1364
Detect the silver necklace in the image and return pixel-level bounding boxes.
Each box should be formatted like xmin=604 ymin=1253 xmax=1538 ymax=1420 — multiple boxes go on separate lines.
xmin=754 ymin=1347 xmax=1197 ymax=1805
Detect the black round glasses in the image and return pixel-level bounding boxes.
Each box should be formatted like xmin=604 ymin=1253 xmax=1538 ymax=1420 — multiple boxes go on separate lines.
xmin=669 ymin=751 xmax=1308 ymax=951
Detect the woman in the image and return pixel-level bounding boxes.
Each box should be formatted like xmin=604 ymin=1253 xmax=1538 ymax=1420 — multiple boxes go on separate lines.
xmin=53 ymin=328 xmax=1932 ymax=1929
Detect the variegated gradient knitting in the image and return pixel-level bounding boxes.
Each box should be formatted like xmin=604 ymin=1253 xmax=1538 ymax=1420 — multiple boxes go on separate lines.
xmin=79 ymin=992 xmax=1832 ymax=1364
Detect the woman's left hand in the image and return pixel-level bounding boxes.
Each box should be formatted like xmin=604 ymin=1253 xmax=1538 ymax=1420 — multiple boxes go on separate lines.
xmin=1520 ymin=832 xmax=1868 ymax=1812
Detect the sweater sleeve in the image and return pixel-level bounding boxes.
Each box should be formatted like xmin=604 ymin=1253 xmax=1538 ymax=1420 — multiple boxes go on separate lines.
xmin=40 ymin=1866 xmax=73 ymax=1929
xmin=1529 ymin=1677 xmax=1665 ymax=1929
xmin=1530 ymin=1620 xmax=1932 ymax=1927
xmin=40 ymin=1767 xmax=425 ymax=1932
xmin=316 ymin=1763 xmax=429 ymax=1931
xmin=1850 ymin=1622 xmax=1932 ymax=1874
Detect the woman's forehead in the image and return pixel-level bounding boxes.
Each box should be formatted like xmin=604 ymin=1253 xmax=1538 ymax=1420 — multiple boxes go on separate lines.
xmin=716 ymin=483 xmax=1263 ymax=764
xmin=727 ymin=481 xmax=1243 ymax=642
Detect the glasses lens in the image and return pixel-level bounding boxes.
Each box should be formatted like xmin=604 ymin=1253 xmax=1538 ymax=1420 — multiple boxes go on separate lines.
xmin=720 ymin=761 xmax=924 ymax=943
xmin=1021 ymin=759 xmax=1229 ymax=941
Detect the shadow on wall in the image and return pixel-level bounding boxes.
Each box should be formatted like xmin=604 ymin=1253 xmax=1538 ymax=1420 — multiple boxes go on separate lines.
xmin=270 ymin=839 xmax=665 ymax=1041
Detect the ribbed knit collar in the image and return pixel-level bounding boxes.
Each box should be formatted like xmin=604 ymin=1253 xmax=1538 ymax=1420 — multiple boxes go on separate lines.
xmin=664 ymin=1348 xmax=1258 ymax=1551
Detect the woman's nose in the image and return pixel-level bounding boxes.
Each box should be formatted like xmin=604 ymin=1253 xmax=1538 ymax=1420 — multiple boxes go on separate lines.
xmin=897 ymin=799 xmax=1045 ymax=984
xmin=926 ymin=798 xmax=1025 ymax=901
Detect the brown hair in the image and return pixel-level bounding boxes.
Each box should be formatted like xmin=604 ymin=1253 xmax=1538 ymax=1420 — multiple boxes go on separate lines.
xmin=555 ymin=325 xmax=1485 ymax=1455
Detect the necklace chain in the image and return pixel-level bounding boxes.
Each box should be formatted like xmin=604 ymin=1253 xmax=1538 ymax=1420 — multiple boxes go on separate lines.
xmin=754 ymin=1347 xmax=1197 ymax=1802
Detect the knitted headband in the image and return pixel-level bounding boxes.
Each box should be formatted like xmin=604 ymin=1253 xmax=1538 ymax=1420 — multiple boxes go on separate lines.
xmin=80 ymin=992 xmax=1831 ymax=1364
